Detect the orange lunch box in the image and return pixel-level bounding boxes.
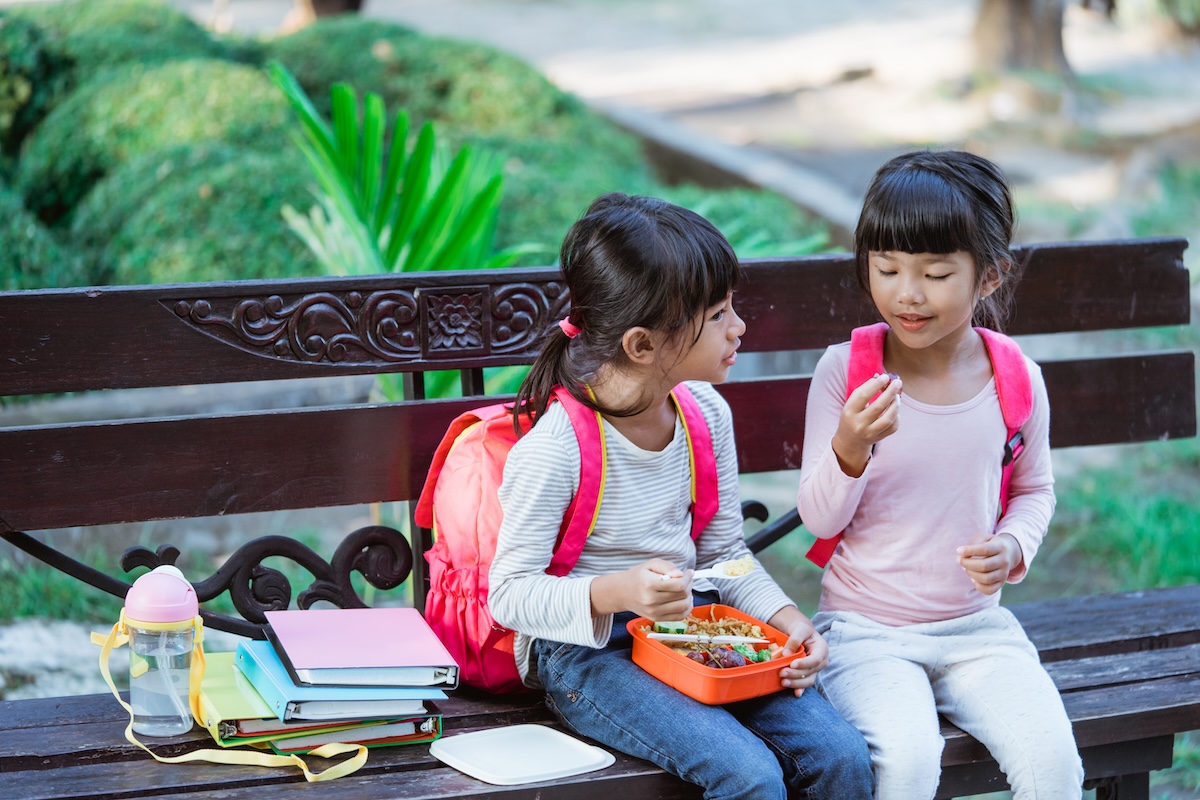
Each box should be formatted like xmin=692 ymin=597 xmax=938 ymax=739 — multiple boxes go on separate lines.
xmin=626 ymin=604 xmax=790 ymax=705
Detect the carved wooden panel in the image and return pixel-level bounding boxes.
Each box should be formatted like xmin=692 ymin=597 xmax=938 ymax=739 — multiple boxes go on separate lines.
xmin=166 ymin=279 xmax=571 ymax=366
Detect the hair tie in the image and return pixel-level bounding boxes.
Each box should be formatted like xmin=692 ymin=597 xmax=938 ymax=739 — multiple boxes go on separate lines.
xmin=558 ymin=317 xmax=582 ymax=339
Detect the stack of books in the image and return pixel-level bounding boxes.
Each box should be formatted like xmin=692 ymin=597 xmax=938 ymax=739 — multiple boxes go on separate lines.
xmin=199 ymin=607 xmax=459 ymax=754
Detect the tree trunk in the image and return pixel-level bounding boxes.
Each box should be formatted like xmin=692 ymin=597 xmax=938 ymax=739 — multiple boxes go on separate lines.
xmin=973 ymin=0 xmax=1072 ymax=76
xmin=311 ymin=0 xmax=364 ymax=15
xmin=283 ymin=0 xmax=362 ymax=33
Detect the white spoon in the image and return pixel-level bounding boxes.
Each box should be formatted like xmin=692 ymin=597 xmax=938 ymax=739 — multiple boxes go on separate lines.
xmin=645 ymin=632 xmax=770 ymax=645
xmin=659 ymin=556 xmax=757 ymax=581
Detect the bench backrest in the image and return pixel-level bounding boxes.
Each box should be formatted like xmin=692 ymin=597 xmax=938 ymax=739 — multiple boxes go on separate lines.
xmin=1 ymin=239 xmax=1194 ymax=633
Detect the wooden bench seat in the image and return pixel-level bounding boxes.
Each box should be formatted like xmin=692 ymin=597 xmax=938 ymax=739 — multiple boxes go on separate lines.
xmin=1 ymin=237 xmax=1195 ymax=798
xmin=4 ymin=586 xmax=1198 ymax=798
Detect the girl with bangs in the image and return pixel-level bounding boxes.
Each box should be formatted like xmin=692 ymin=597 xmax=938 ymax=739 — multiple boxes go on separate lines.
xmin=490 ymin=193 xmax=873 ymax=799
xmin=796 ymin=151 xmax=1083 ymax=798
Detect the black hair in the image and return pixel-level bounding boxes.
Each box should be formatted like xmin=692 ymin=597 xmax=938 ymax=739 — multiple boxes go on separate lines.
xmin=854 ymin=149 xmax=1019 ymax=331
xmin=515 ymin=193 xmax=741 ymax=425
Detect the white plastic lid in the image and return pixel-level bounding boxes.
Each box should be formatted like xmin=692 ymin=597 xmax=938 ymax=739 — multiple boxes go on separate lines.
xmin=429 ymin=724 xmax=615 ymax=785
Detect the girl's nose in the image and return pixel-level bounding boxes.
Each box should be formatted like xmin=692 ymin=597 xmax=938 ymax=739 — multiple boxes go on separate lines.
xmin=730 ymin=306 xmax=746 ymax=338
xmin=898 ymin=277 xmax=924 ymax=304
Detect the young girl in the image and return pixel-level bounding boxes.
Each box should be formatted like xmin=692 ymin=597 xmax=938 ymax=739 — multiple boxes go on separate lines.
xmin=796 ymin=150 xmax=1083 ymax=798
xmin=489 ymin=193 xmax=873 ymax=799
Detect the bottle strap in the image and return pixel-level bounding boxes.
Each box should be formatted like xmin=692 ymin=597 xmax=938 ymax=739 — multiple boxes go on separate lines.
xmin=92 ymin=613 xmax=367 ymax=782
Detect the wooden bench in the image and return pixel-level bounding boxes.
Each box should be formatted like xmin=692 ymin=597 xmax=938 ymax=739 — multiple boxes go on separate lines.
xmin=1 ymin=237 xmax=1196 ymax=799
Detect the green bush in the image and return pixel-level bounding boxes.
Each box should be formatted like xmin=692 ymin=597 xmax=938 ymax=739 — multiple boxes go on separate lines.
xmin=260 ymin=15 xmax=421 ymax=120
xmin=264 ymin=16 xmax=596 ymax=142
xmin=657 ymin=184 xmax=833 ymax=257
xmin=2 ymin=2 xmax=834 ymax=286
xmin=0 ymin=12 xmax=71 ymax=156
xmin=88 ymin=147 xmax=319 ymax=285
xmin=0 ymin=182 xmax=86 ymax=289
xmin=70 ymin=141 xmax=246 ymax=283
xmin=265 ymin=17 xmax=661 ymax=262
xmin=9 ymin=0 xmax=252 ymax=77
xmin=468 ymin=131 xmax=655 ymax=255
xmin=16 ymin=58 xmax=293 ymax=223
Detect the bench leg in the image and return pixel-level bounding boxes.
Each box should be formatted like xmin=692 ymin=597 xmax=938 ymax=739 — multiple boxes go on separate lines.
xmin=1088 ymin=773 xmax=1149 ymax=800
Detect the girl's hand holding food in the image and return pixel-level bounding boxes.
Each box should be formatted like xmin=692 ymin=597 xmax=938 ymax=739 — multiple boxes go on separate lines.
xmin=832 ymin=372 xmax=902 ymax=478
xmin=590 ymin=559 xmax=692 ymax=619
xmin=957 ymin=533 xmax=1022 ymax=595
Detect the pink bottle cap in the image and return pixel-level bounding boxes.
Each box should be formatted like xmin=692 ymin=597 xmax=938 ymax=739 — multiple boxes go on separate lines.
xmin=125 ymin=566 xmax=199 ymax=625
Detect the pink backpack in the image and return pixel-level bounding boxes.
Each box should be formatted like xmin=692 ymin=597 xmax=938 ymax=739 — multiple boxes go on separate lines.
xmin=414 ymin=384 xmax=719 ymax=693
xmin=806 ymin=322 xmax=1034 ymax=567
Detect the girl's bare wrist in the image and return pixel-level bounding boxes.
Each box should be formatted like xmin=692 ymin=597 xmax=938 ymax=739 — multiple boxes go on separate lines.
xmin=831 ymin=436 xmax=870 ymax=478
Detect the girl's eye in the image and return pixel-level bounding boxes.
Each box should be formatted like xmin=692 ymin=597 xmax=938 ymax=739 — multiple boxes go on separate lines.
xmin=927 ymin=274 xmax=949 ymax=281
xmin=875 ymin=268 xmax=896 ymax=277
xmin=710 ymin=308 xmax=726 ymax=322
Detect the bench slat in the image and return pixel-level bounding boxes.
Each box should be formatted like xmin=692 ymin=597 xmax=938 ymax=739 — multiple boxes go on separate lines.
xmin=7 ymin=352 xmax=1190 ymax=534
xmin=1011 ymin=585 xmax=1200 ymax=661
xmin=0 ymin=240 xmax=1188 ymax=397
xmin=3 ymin=353 xmax=1193 ymax=533
xmin=0 ymin=749 xmax=706 ymax=800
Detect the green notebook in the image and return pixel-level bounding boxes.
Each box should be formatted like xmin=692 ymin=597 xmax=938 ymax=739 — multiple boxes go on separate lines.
xmin=198 ymin=651 xmax=387 ymax=747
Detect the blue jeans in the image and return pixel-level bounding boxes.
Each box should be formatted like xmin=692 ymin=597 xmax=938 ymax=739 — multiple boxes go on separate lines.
xmin=533 ymin=604 xmax=874 ymax=800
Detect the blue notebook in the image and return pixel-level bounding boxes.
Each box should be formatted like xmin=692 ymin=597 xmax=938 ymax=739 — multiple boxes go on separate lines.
xmin=235 ymin=639 xmax=447 ymax=722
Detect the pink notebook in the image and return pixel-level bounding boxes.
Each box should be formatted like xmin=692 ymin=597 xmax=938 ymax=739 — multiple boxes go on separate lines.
xmin=264 ymin=607 xmax=459 ymax=688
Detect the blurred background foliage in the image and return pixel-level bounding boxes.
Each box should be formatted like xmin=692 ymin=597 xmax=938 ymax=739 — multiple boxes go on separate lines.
xmin=0 ymin=0 xmax=830 ymax=292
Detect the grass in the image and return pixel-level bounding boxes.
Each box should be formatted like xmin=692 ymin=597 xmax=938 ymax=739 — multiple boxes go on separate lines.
xmin=0 ymin=545 xmax=123 ymax=625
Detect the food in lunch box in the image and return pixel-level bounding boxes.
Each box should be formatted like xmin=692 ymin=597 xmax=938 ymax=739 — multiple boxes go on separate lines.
xmin=644 ymin=612 xmax=796 ymax=668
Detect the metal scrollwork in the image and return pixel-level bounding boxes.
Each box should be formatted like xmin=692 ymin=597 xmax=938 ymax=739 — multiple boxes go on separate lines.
xmin=119 ymin=526 xmax=413 ymax=638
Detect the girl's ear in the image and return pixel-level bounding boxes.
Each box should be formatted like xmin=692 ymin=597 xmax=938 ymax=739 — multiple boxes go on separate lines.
xmin=622 ymin=326 xmax=658 ymax=364
xmin=978 ymin=262 xmax=1004 ymax=299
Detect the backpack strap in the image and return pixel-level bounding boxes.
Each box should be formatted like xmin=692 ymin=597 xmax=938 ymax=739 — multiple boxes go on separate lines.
xmin=806 ymin=323 xmax=888 ymax=567
xmin=546 ymin=386 xmax=607 ymax=576
xmin=805 ymin=324 xmax=1034 ymax=567
xmin=546 ymin=383 xmax=719 ymax=576
xmin=976 ymin=327 xmax=1034 ymax=517
xmin=672 ymin=383 xmax=719 ymax=539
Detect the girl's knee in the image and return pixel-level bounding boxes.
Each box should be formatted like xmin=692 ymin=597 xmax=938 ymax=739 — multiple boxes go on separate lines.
xmin=1006 ymin=741 xmax=1084 ymax=799
xmin=700 ymin=750 xmax=786 ymax=800
xmin=871 ymin=729 xmax=943 ymax=800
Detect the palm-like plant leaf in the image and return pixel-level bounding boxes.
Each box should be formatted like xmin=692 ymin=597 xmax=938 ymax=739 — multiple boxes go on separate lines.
xmin=268 ymin=62 xmax=553 ymax=401
xmin=372 ymin=110 xmax=410 ymax=234
xmin=269 ymin=61 xmax=546 ymax=280
xmin=382 ymin=122 xmax=435 ymax=268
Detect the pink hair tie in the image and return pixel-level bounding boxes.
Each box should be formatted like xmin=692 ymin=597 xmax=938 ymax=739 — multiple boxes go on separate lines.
xmin=558 ymin=317 xmax=582 ymax=339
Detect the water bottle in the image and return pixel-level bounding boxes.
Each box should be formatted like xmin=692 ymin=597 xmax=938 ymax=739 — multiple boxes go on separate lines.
xmin=124 ymin=565 xmax=198 ymax=737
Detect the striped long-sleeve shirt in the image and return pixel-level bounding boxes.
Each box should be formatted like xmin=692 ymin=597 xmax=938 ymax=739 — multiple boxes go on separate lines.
xmin=489 ymin=381 xmax=796 ymax=688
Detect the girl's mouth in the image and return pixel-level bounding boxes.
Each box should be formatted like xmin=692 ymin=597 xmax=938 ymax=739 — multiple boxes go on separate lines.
xmin=895 ymin=315 xmax=929 ymax=332
xmin=724 ymin=350 xmax=738 ymax=366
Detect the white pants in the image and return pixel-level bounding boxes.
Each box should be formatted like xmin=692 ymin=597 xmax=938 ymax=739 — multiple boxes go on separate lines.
xmin=813 ymin=607 xmax=1083 ymax=800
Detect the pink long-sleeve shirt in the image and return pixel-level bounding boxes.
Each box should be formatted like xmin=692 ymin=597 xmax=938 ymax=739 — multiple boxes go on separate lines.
xmin=796 ymin=340 xmax=1056 ymax=626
